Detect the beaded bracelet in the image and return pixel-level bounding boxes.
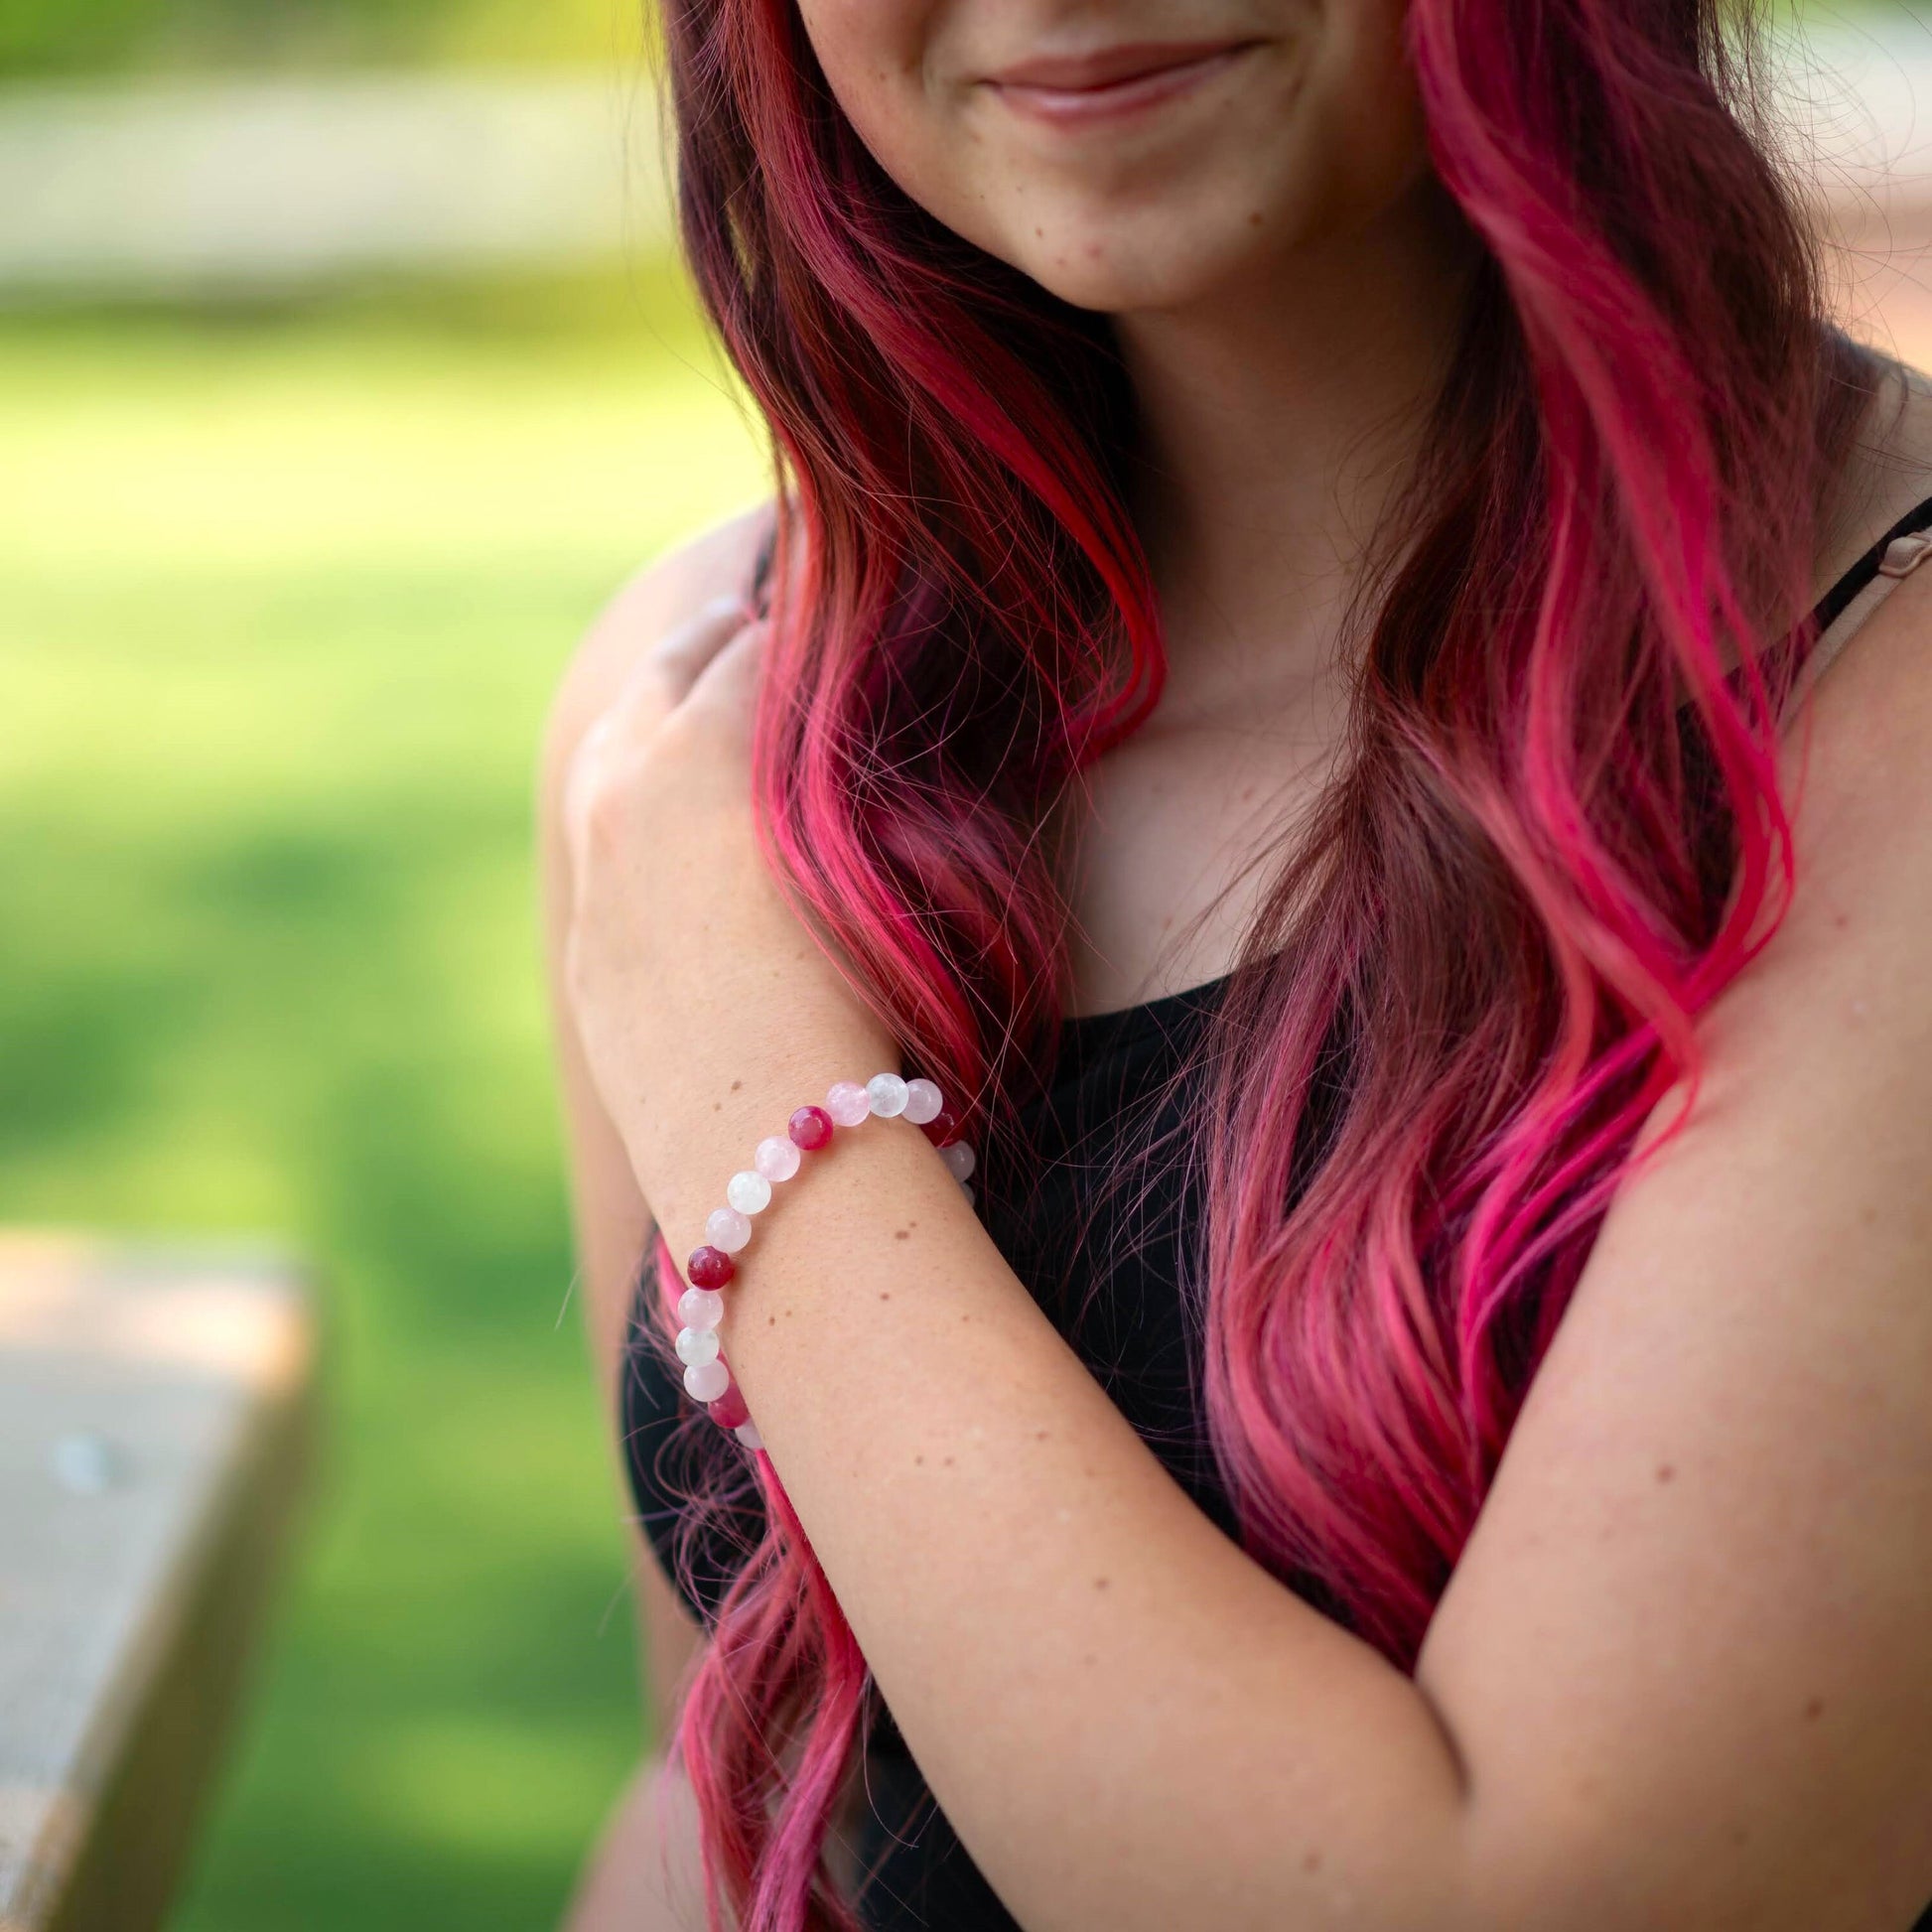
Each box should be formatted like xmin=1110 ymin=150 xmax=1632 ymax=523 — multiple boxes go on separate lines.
xmin=674 ymin=1071 xmax=977 ymax=1450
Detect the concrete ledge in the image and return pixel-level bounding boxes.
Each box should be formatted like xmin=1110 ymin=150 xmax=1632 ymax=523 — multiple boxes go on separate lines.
xmin=0 ymin=1234 xmax=318 ymax=1932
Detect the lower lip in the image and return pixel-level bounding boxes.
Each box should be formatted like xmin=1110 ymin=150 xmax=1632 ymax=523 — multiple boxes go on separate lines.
xmin=988 ymin=44 xmax=1257 ymax=128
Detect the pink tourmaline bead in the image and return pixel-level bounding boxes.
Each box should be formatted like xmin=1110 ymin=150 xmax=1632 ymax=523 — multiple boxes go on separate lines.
xmin=825 ymin=1080 xmax=871 ymax=1127
xmin=920 ymin=1106 xmax=961 ymax=1148
xmin=687 ymin=1245 xmax=736 ymax=1291
xmin=708 ymin=1383 xmax=751 ymax=1431
xmin=788 ymin=1104 xmax=833 ymax=1151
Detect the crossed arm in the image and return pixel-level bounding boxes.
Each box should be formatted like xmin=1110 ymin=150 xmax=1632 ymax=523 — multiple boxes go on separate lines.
xmin=542 ymin=507 xmax=1932 ymax=1931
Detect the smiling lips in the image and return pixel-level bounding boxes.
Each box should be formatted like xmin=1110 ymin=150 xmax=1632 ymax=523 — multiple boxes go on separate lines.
xmin=985 ymin=39 xmax=1260 ymax=127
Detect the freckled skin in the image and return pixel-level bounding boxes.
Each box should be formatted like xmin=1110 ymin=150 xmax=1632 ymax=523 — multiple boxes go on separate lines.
xmin=793 ymin=0 xmax=1427 ymax=318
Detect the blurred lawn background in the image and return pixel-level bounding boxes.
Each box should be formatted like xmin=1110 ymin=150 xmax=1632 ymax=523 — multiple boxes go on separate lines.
xmin=0 ymin=267 xmax=766 ymax=1922
xmin=0 ymin=0 xmax=770 ymax=1883
xmin=0 ymin=266 xmax=765 ymax=1923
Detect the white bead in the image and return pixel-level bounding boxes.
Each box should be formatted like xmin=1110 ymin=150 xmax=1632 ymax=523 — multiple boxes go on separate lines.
xmin=727 ymin=1169 xmax=772 ymax=1214
xmin=676 ymin=1325 xmax=720 ymax=1367
xmin=941 ymin=1140 xmax=976 ymax=1182
xmin=683 ymin=1358 xmax=730 ymax=1403
xmin=734 ymin=1421 xmax=763 ymax=1449
xmin=866 ymin=1072 xmax=909 ymax=1118
xmin=902 ymin=1078 xmax=944 ymax=1125
xmin=825 ymin=1080 xmax=871 ymax=1126
xmin=706 ymin=1205 xmax=753 ymax=1253
xmin=755 ymin=1135 xmax=801 ymax=1182
xmin=678 ymin=1286 xmax=725 ymax=1330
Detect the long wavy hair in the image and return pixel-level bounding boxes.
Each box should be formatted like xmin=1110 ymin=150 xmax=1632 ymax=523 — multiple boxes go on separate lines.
xmin=640 ymin=2 xmax=1877 ymax=1926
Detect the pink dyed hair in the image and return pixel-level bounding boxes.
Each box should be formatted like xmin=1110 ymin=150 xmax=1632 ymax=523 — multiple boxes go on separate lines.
xmin=645 ymin=0 xmax=1876 ymax=1925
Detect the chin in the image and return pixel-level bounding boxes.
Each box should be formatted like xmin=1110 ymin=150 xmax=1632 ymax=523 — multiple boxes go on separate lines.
xmin=999 ymin=214 xmax=1290 ymax=317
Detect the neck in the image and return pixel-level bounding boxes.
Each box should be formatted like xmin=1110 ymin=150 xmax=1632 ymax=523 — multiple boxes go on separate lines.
xmin=1111 ymin=177 xmax=1478 ymax=724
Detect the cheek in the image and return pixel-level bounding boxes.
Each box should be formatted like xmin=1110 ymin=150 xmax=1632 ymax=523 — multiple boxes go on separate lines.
xmin=794 ymin=0 xmax=969 ymax=212
xmin=1319 ymin=0 xmax=1428 ymax=203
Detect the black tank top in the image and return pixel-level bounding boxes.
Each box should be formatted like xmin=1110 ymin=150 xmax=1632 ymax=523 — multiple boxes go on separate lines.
xmin=618 ymin=498 xmax=1932 ymax=1932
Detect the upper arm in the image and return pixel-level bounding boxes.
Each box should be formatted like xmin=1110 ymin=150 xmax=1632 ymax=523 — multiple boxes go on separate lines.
xmin=537 ymin=495 xmax=777 ymax=1734
xmin=1415 ymin=569 xmax=1932 ymax=1930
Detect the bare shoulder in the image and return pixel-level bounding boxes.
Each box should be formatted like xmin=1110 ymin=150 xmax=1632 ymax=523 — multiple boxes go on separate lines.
xmin=1798 ymin=351 xmax=1932 ymax=804
xmin=1782 ymin=355 xmax=1932 ymax=963
xmin=1818 ymin=352 xmax=1932 ymax=585
xmin=539 ymin=496 xmax=778 ymax=795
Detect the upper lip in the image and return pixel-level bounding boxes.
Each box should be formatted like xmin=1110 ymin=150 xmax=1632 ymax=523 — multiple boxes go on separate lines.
xmin=984 ymin=38 xmax=1258 ymax=91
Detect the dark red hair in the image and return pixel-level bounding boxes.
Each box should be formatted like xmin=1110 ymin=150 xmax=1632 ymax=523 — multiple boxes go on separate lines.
xmin=645 ymin=2 xmax=1876 ymax=1926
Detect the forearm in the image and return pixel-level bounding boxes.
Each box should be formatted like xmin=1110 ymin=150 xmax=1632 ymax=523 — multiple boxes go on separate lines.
xmin=664 ymin=1097 xmax=1478 ymax=1932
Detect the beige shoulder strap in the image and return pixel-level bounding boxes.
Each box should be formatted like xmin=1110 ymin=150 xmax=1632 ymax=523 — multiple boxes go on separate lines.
xmin=1785 ymin=527 xmax=1932 ymax=721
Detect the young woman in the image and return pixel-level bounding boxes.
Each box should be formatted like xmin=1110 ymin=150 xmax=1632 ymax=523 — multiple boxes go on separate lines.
xmin=541 ymin=2 xmax=1932 ymax=1927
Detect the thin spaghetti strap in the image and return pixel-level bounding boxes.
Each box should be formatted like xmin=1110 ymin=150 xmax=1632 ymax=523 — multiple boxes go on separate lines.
xmin=1788 ymin=488 xmax=1932 ymax=715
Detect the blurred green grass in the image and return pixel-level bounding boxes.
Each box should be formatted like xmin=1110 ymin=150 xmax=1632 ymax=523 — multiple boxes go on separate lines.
xmin=0 ymin=266 xmax=767 ymax=1930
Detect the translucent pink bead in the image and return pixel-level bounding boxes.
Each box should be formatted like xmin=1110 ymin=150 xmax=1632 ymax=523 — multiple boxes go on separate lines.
xmin=734 ymin=1421 xmax=764 ymax=1449
xmin=727 ymin=1169 xmax=772 ymax=1215
xmin=788 ymin=1104 xmax=833 ymax=1150
xmin=676 ymin=1325 xmax=720 ymax=1367
xmin=755 ymin=1135 xmax=801 ymax=1182
xmin=941 ymin=1141 xmax=976 ymax=1183
xmin=678 ymin=1286 xmax=725 ymax=1330
xmin=708 ymin=1382 xmax=751 ymax=1430
xmin=825 ymin=1080 xmax=871 ymax=1127
xmin=902 ymin=1079 xmax=944 ymax=1126
xmin=706 ymin=1205 xmax=753 ymax=1253
xmin=683 ymin=1358 xmax=730 ymax=1403
xmin=866 ymin=1072 xmax=908 ymax=1118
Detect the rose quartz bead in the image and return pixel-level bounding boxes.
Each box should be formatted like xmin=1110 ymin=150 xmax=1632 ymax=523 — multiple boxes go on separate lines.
xmin=960 ymin=1183 xmax=975 ymax=1209
xmin=734 ymin=1420 xmax=764 ymax=1449
xmin=686 ymin=1247 xmax=735 ymax=1292
xmin=919 ymin=1106 xmax=960 ymax=1148
xmin=676 ymin=1325 xmax=720 ymax=1368
xmin=678 ymin=1285 xmax=725 ymax=1329
xmin=866 ymin=1072 xmax=909 ymax=1118
xmin=825 ymin=1080 xmax=871 ymax=1127
xmin=708 ymin=1382 xmax=751 ymax=1430
xmin=727 ymin=1169 xmax=772 ymax=1215
xmin=683 ymin=1358 xmax=730 ymax=1403
xmin=941 ymin=1140 xmax=976 ymax=1183
xmin=902 ymin=1078 xmax=944 ymax=1126
xmin=755 ymin=1135 xmax=801 ymax=1182
xmin=788 ymin=1104 xmax=833 ymax=1150
xmin=706 ymin=1205 xmax=753 ymax=1253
